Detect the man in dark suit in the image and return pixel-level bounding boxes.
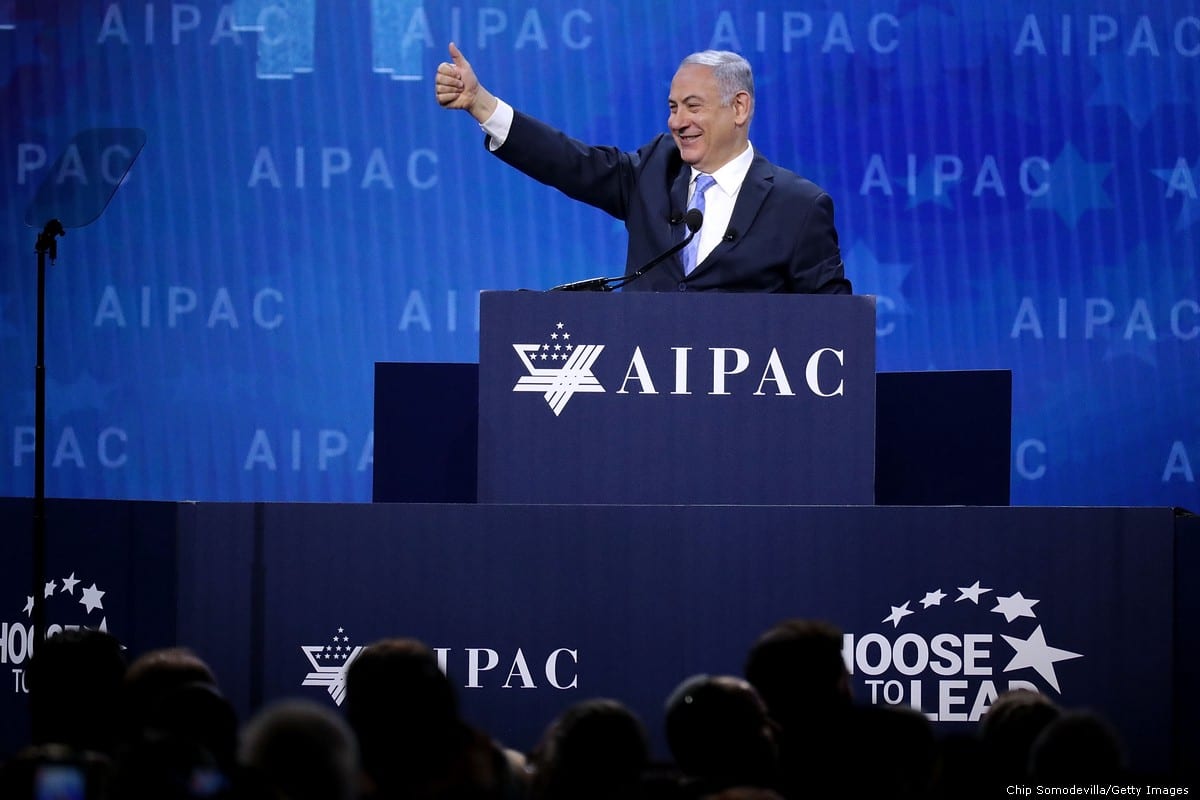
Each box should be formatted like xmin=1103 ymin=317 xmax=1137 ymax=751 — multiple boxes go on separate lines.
xmin=435 ymin=43 xmax=851 ymax=294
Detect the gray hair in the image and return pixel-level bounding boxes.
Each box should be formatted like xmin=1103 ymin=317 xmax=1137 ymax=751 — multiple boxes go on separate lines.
xmin=680 ymin=50 xmax=755 ymax=110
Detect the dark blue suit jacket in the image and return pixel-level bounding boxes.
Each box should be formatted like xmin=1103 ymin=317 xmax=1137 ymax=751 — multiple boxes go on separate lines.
xmin=492 ymin=110 xmax=851 ymax=293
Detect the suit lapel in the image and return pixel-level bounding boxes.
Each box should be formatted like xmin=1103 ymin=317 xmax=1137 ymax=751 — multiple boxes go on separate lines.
xmin=670 ymin=164 xmax=691 ymax=218
xmin=665 ymin=164 xmax=692 ymax=274
xmin=690 ymin=154 xmax=775 ymax=277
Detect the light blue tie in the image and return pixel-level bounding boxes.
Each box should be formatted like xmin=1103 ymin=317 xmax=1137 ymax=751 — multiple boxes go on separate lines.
xmin=681 ymin=174 xmax=715 ymax=276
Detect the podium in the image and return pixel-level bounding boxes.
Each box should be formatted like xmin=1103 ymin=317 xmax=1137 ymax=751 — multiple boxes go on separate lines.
xmin=477 ymin=291 xmax=877 ymax=505
xmin=375 ymin=291 xmax=1010 ymax=506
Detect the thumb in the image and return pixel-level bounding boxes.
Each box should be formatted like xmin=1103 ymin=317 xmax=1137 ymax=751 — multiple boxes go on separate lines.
xmin=448 ymin=41 xmax=468 ymax=68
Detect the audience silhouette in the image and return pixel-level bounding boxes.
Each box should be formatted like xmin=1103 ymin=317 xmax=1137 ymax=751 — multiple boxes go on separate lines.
xmin=0 ymin=620 xmax=1176 ymax=800
xmin=528 ymin=698 xmax=649 ymax=800
xmin=27 ymin=628 xmax=127 ymax=757
xmin=240 ymin=698 xmax=361 ymax=800
xmin=663 ymin=674 xmax=780 ymax=798
xmin=344 ymin=637 xmax=526 ymax=800
xmin=978 ymin=687 xmax=1062 ymax=786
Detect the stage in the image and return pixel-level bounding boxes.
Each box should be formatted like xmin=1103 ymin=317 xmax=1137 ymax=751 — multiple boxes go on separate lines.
xmin=1 ymin=498 xmax=1195 ymax=777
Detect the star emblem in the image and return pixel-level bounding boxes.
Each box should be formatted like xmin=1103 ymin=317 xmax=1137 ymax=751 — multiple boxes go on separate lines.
xmin=1026 ymin=143 xmax=1113 ymax=227
xmin=23 ymin=596 xmax=34 ymax=618
xmin=843 ymin=242 xmax=913 ymax=316
xmin=1087 ymin=53 xmax=1191 ymax=129
xmin=991 ymin=591 xmax=1040 ymax=623
xmin=43 ymin=580 xmax=57 ymax=599
xmin=60 ymin=573 xmax=80 ymax=594
xmin=920 ymin=589 xmax=946 ymax=609
xmin=1000 ymin=625 xmax=1083 ymax=693
xmin=956 ymin=580 xmax=991 ymax=604
xmin=883 ymin=601 xmax=914 ymax=628
xmin=79 ymin=583 xmax=105 ymax=614
xmin=301 ymin=627 xmax=362 ymax=706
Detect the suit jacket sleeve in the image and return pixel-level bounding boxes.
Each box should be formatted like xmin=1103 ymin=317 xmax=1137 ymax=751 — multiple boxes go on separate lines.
xmin=790 ymin=189 xmax=851 ymax=295
xmin=487 ymin=110 xmax=644 ymax=221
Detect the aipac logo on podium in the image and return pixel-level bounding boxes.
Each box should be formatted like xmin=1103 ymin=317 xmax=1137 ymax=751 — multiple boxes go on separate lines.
xmin=512 ymin=322 xmax=605 ymax=416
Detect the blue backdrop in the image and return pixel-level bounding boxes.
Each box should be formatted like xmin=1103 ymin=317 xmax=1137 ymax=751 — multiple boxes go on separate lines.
xmin=2 ymin=1 xmax=1198 ymax=506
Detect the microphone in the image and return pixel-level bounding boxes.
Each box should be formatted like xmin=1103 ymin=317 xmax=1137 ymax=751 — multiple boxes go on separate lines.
xmin=606 ymin=208 xmax=703 ymax=290
xmin=548 ymin=209 xmax=704 ymax=292
xmin=723 ymin=227 xmax=737 ymax=242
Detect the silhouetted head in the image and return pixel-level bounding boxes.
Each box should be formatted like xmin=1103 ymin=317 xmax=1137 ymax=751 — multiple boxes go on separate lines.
xmin=1029 ymin=709 xmax=1126 ymax=782
xmin=532 ymin=698 xmax=649 ymax=800
xmin=743 ymin=619 xmax=851 ymax=730
xmin=664 ymin=674 xmax=777 ymax=791
xmin=27 ymin=628 xmax=127 ymax=755
xmin=241 ymin=698 xmax=360 ymax=800
xmin=124 ymin=646 xmax=219 ymax=739
xmin=154 ymin=681 xmax=239 ymax=772
xmin=979 ymin=688 xmax=1061 ymax=781
xmin=848 ymin=704 xmax=938 ymax=797
xmin=344 ymin=638 xmax=467 ymax=790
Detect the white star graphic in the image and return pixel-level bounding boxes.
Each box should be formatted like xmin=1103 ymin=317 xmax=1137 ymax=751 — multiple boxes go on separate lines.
xmin=79 ymin=583 xmax=105 ymax=614
xmin=956 ymin=581 xmax=992 ymax=604
xmin=44 ymin=580 xmax=57 ymax=599
xmin=882 ymin=601 xmax=914 ymax=628
xmin=555 ymin=322 xmax=564 ymax=329
xmin=992 ymin=591 xmax=1040 ymax=623
xmin=337 ymin=627 xmax=344 ymax=634
xmin=23 ymin=596 xmax=34 ymax=618
xmin=61 ymin=573 xmax=80 ymax=594
xmin=1001 ymin=625 xmax=1083 ymax=693
xmin=920 ymin=589 xmax=946 ymax=609
xmin=562 ymin=332 xmax=570 ymax=340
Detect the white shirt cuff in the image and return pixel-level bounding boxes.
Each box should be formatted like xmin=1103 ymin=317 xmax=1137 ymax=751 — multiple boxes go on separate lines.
xmin=480 ymin=99 xmax=514 ymax=152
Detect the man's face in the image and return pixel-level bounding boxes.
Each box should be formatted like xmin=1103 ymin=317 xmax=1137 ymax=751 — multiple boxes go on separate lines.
xmin=668 ymin=63 xmax=750 ymax=174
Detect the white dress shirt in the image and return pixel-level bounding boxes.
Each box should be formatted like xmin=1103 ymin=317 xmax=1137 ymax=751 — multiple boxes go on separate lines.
xmin=687 ymin=143 xmax=754 ymax=266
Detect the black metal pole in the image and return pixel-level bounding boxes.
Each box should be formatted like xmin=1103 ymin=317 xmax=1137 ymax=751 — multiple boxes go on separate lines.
xmin=32 ymin=220 xmax=63 ymax=653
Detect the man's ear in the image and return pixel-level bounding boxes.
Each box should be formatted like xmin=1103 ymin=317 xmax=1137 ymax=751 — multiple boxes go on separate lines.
xmin=732 ymin=90 xmax=753 ymax=126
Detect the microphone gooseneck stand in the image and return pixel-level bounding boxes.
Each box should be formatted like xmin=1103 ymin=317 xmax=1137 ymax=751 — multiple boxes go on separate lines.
xmin=549 ymin=209 xmax=704 ymax=292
